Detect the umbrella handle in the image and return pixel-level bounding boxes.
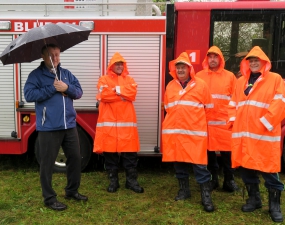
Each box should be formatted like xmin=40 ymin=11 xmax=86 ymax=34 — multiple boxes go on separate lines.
xmin=49 ymin=55 xmax=59 ymax=81
xmin=43 ymin=38 xmax=58 ymax=81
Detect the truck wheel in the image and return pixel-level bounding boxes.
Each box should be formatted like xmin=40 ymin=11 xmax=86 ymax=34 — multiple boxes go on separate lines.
xmin=35 ymin=126 xmax=92 ymax=173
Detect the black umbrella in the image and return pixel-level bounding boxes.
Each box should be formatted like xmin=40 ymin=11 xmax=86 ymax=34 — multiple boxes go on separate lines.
xmin=0 ymin=23 xmax=92 ymax=66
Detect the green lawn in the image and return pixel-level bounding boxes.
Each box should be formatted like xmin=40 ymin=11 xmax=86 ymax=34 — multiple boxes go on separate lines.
xmin=0 ymin=154 xmax=284 ymax=225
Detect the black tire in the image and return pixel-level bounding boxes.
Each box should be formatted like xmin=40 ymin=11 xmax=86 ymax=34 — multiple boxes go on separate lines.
xmin=34 ymin=126 xmax=92 ymax=173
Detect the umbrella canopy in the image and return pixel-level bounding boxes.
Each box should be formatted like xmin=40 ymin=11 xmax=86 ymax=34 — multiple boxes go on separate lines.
xmin=0 ymin=23 xmax=92 ymax=65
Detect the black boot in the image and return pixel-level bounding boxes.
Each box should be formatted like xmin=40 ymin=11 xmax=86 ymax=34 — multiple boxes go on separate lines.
xmin=125 ymin=168 xmax=144 ymax=193
xmin=268 ymin=187 xmax=283 ymax=222
xmin=209 ymin=170 xmax=219 ymax=190
xmin=200 ymin=181 xmax=215 ymax=212
xmin=242 ymin=183 xmax=262 ymax=212
xmin=175 ymin=178 xmax=191 ymax=201
xmin=223 ymin=172 xmax=239 ymax=192
xmin=107 ymin=169 xmax=120 ymax=193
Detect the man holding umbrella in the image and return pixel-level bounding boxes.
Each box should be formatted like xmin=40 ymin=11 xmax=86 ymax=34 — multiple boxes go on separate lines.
xmin=24 ymin=43 xmax=88 ymax=211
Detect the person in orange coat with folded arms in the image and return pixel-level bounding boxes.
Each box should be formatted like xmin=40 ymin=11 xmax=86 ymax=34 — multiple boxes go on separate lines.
xmin=229 ymin=46 xmax=285 ymax=223
xmin=162 ymin=52 xmax=215 ymax=212
xmin=93 ymin=52 xmax=143 ymax=194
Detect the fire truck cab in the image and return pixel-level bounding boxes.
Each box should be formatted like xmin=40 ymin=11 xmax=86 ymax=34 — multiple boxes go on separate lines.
xmin=166 ymin=0 xmax=285 ymax=169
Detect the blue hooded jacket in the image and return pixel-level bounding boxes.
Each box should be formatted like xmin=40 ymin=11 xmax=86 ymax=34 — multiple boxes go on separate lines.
xmin=24 ymin=61 xmax=83 ymax=131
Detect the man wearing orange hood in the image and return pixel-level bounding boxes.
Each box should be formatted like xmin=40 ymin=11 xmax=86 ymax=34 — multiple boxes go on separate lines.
xmin=229 ymin=46 xmax=285 ymax=223
xmin=93 ymin=52 xmax=143 ymax=194
xmin=162 ymin=52 xmax=215 ymax=212
xmin=196 ymin=46 xmax=239 ymax=192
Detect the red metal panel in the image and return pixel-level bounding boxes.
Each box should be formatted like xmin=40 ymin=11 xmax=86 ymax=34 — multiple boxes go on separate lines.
xmin=175 ymin=10 xmax=210 ymax=73
xmin=175 ymin=1 xmax=285 ymax=11
xmin=0 ymin=19 xmax=166 ymax=33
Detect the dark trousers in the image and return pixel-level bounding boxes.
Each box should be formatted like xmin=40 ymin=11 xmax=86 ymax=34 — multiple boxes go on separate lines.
xmin=103 ymin=152 xmax=138 ymax=171
xmin=174 ymin=162 xmax=211 ymax=184
xmin=207 ymin=151 xmax=235 ymax=175
xmin=240 ymin=167 xmax=284 ymax=191
xmin=38 ymin=127 xmax=81 ymax=205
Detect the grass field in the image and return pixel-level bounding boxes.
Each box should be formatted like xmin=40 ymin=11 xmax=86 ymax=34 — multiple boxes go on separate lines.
xmin=0 ymin=153 xmax=284 ymax=225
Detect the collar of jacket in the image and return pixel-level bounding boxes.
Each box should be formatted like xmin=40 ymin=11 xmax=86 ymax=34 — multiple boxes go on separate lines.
xmin=206 ymin=67 xmax=223 ymax=74
xmin=39 ymin=61 xmax=61 ymax=78
xmin=108 ymin=70 xmax=125 ymax=77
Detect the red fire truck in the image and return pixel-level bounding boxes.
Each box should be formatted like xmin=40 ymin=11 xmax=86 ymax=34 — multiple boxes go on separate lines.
xmin=0 ymin=0 xmax=166 ymax=172
xmin=1 ymin=0 xmax=285 ymax=171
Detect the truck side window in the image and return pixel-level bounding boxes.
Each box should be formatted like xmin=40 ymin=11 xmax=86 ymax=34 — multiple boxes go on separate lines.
xmin=280 ymin=21 xmax=285 ymax=60
xmin=211 ymin=11 xmax=274 ymax=75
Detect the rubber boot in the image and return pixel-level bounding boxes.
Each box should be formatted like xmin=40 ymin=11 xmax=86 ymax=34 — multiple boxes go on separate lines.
xmin=125 ymin=168 xmax=144 ymax=193
xmin=107 ymin=169 xmax=120 ymax=193
xmin=209 ymin=170 xmax=219 ymax=190
xmin=175 ymin=178 xmax=191 ymax=201
xmin=200 ymin=181 xmax=215 ymax=212
xmin=223 ymin=172 xmax=239 ymax=192
xmin=242 ymin=183 xmax=262 ymax=212
xmin=268 ymin=187 xmax=283 ymax=223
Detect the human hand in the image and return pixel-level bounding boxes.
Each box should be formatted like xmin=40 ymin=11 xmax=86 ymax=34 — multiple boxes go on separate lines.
xmin=54 ymin=79 xmax=68 ymax=93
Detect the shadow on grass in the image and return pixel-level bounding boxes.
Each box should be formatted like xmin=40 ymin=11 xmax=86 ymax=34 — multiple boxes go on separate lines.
xmin=0 ymin=153 xmax=39 ymax=171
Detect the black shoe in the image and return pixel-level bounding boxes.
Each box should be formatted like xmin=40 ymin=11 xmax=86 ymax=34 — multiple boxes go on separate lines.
xmin=223 ymin=180 xmax=239 ymax=192
xmin=45 ymin=201 xmax=67 ymax=211
xmin=210 ymin=179 xmax=219 ymax=190
xmin=65 ymin=193 xmax=88 ymax=201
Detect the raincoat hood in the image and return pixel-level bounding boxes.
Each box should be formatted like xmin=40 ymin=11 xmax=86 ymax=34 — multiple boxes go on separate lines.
xmin=202 ymin=46 xmax=225 ymax=72
xmin=169 ymin=52 xmax=195 ymax=80
xmin=240 ymin=46 xmax=271 ymax=79
xmin=107 ymin=52 xmax=129 ymax=76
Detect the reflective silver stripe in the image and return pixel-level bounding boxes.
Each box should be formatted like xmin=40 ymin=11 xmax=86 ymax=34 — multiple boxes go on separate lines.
xmin=97 ymin=122 xmax=137 ymax=127
xmin=273 ymin=94 xmax=285 ymax=103
xmin=99 ymin=85 xmax=107 ymax=93
xmin=205 ymin=103 xmax=214 ymax=108
xmin=229 ymin=117 xmax=235 ymax=122
xmin=42 ymin=106 xmax=46 ymax=126
xmin=165 ymin=100 xmax=204 ymax=109
xmin=232 ymin=132 xmax=280 ymax=142
xmin=117 ymin=122 xmax=137 ymax=127
xmin=229 ymin=101 xmax=236 ymax=107
xmin=237 ymin=100 xmax=269 ymax=109
xmin=162 ymin=129 xmax=207 ymax=137
xmin=260 ymin=116 xmax=273 ymax=131
xmin=189 ymin=82 xmax=195 ymax=88
xmin=211 ymin=94 xmax=231 ymax=100
xmin=116 ymin=86 xmax=121 ymax=95
xmin=208 ymin=121 xmax=227 ymax=125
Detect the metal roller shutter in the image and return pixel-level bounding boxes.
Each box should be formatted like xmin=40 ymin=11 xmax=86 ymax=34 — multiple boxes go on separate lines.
xmin=107 ymin=35 xmax=161 ymax=153
xmin=20 ymin=35 xmax=100 ymax=108
xmin=0 ymin=35 xmax=16 ymax=137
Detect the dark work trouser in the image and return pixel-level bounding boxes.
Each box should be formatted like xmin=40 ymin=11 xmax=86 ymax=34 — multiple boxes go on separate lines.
xmin=103 ymin=152 xmax=138 ymax=171
xmin=240 ymin=167 xmax=284 ymax=191
xmin=38 ymin=127 xmax=81 ymax=205
xmin=207 ymin=151 xmax=235 ymax=175
xmin=174 ymin=162 xmax=211 ymax=184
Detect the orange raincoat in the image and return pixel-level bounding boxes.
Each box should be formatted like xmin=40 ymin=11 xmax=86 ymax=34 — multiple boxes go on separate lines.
xmin=229 ymin=46 xmax=285 ymax=172
xmin=93 ymin=52 xmax=139 ymax=153
xmin=196 ymin=46 xmax=237 ymax=151
xmin=162 ymin=52 xmax=213 ymax=164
